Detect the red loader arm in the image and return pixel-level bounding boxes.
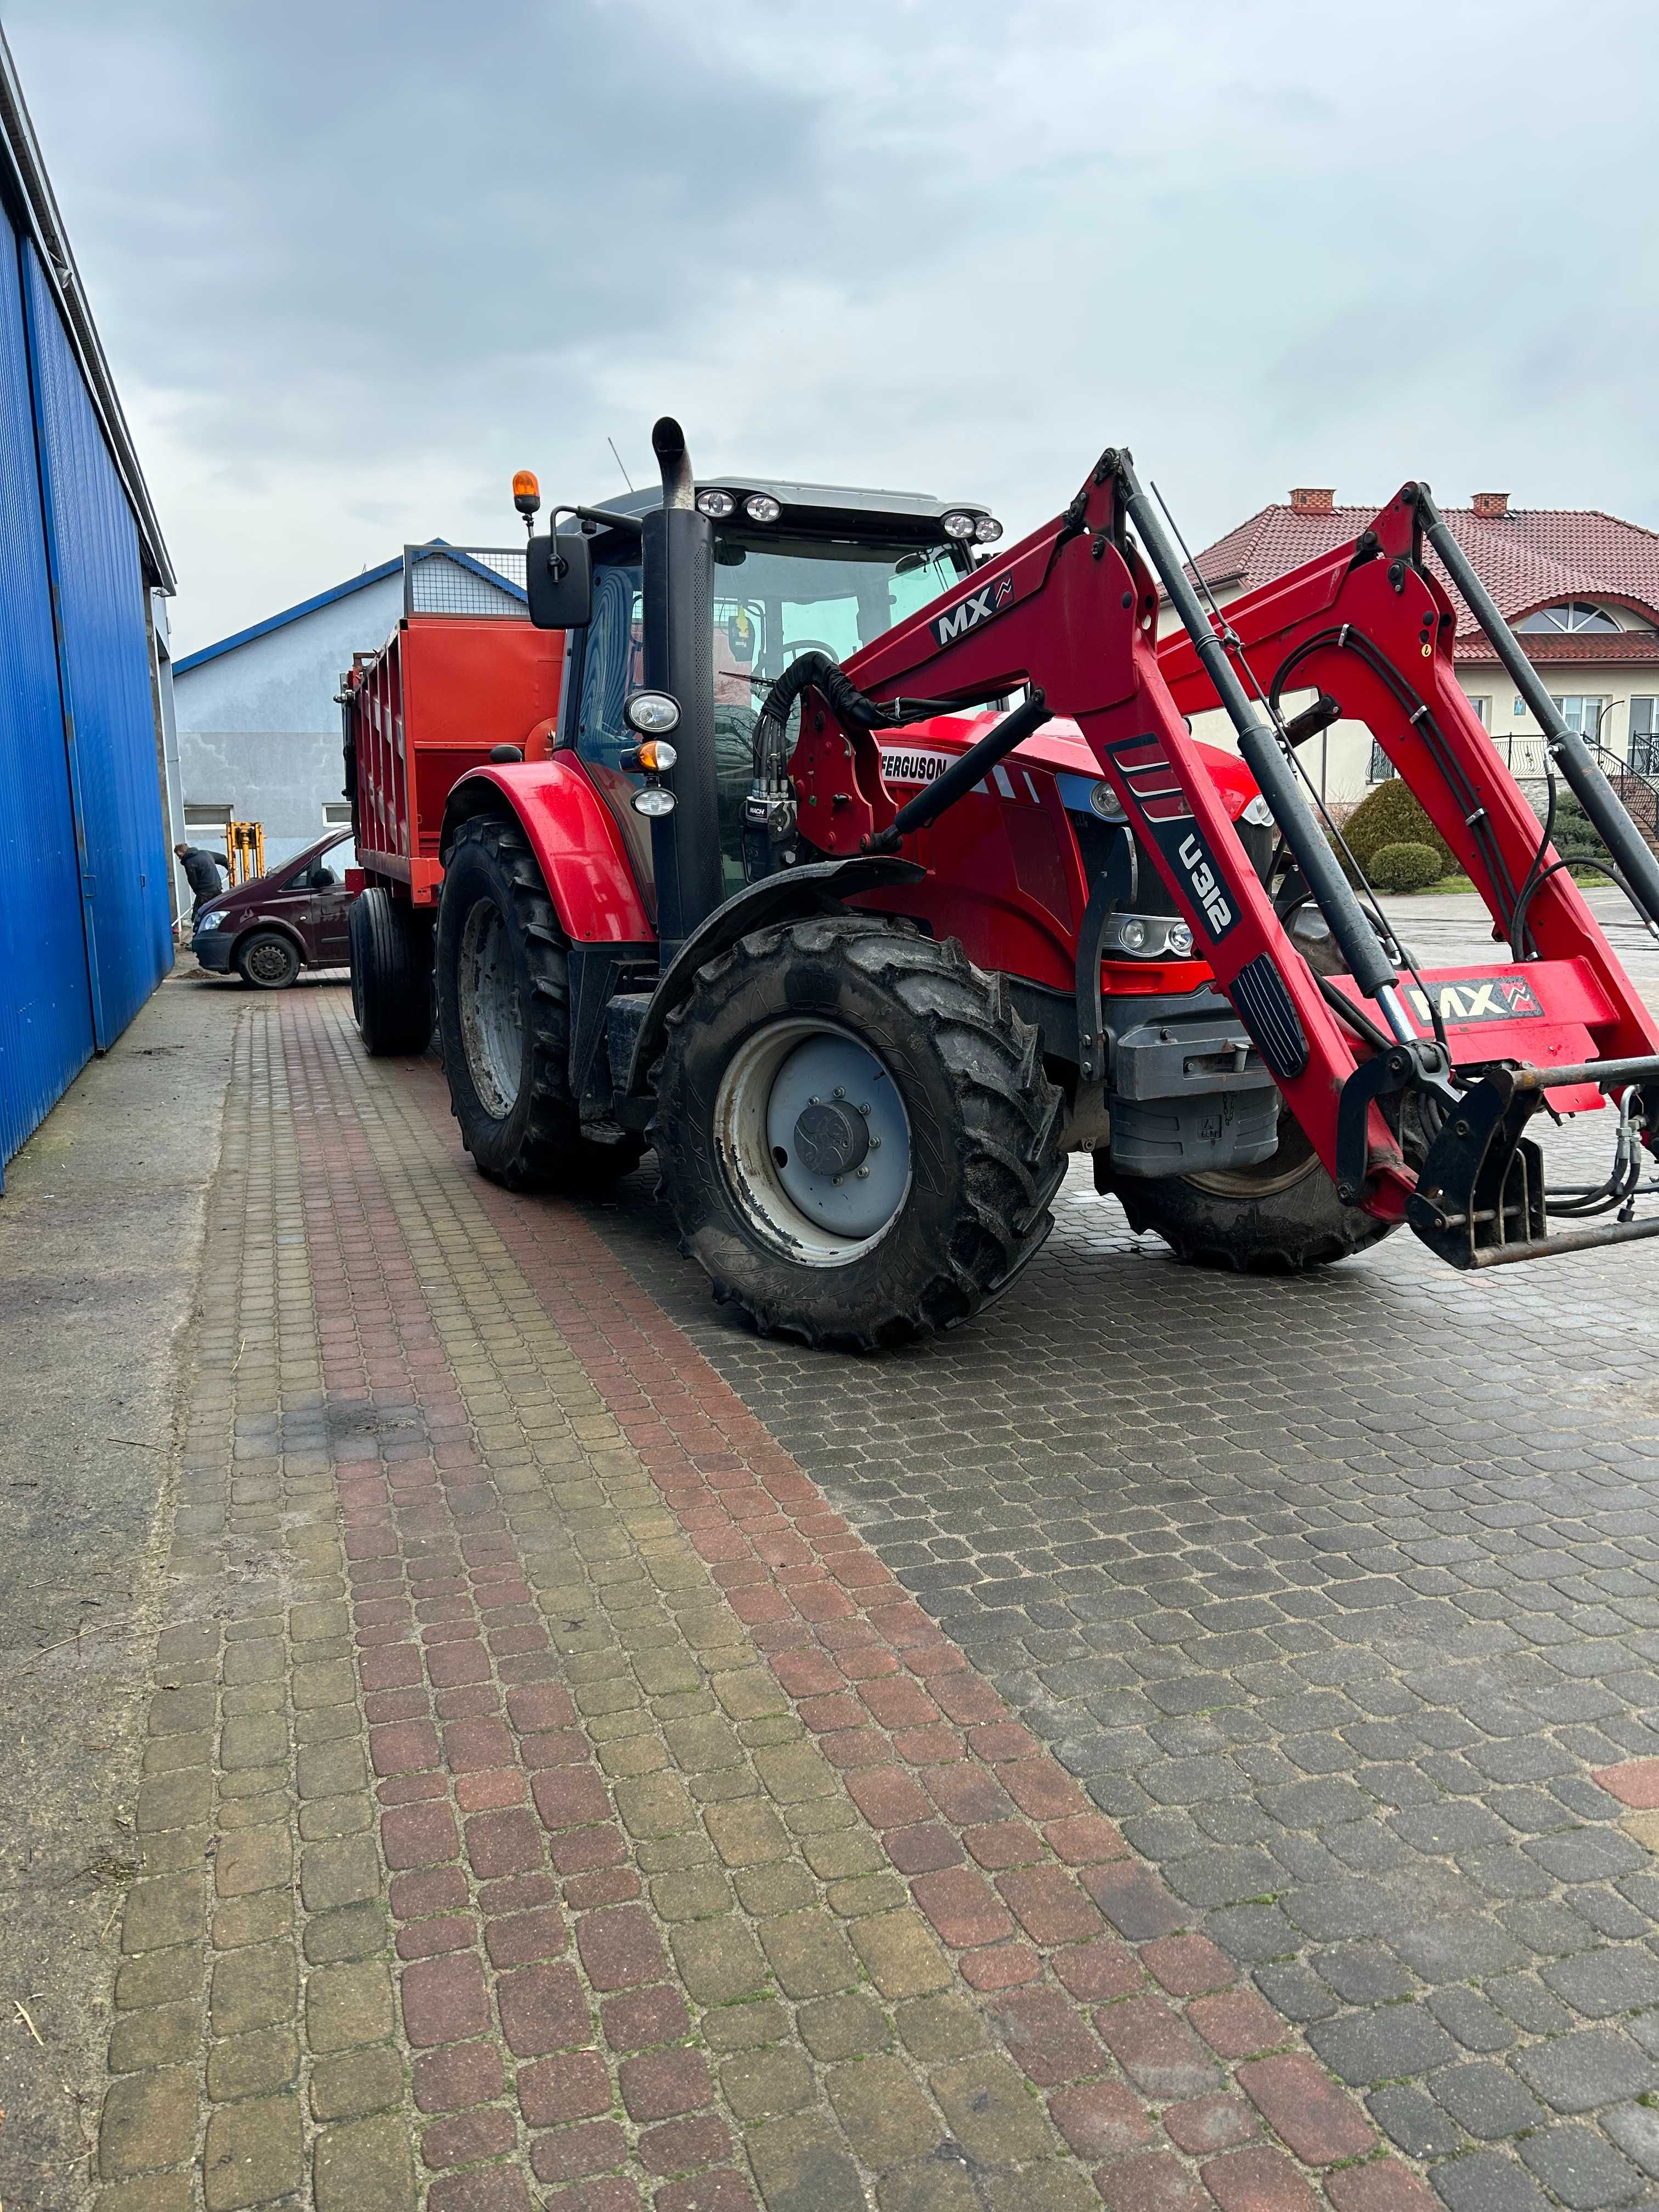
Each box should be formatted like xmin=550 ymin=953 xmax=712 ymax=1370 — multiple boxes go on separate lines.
xmin=785 ymin=450 xmax=1659 ymax=1269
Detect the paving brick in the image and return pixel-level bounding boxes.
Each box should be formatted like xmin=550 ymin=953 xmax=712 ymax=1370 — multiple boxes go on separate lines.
xmin=1201 ymin=2145 xmax=1319 ymax=2212
xmin=310 ymin=2046 xmax=405 ymax=2122
xmin=991 ymin=1988 xmax=1101 ymax=2086
xmin=99 ymin=2068 xmax=198 ymax=2178
xmin=849 ymin=1911 xmax=952 ymax=1999
xmin=400 ymin=1953 xmax=491 ymax=2047
xmin=1162 ymin=2093 xmax=1256 ymax=2155
xmin=413 ymin=2038 xmax=506 ymax=2114
xmin=1237 ymin=2056 xmax=1372 ymax=2163
xmin=577 ymin=1904 xmax=668 ymax=1990
xmin=1048 ymin=2078 xmax=1157 ymax=2162
xmin=1142 ymin=1934 xmax=1234 ymax=1997
xmin=498 ymin=1961 xmax=591 ymax=2055
xmin=202 ymin=2094 xmax=303 ymax=2210
xmin=520 ymin=2049 xmax=614 ymax=2127
xmin=422 ymin=2106 xmax=517 ymax=2169
xmin=619 ymin=2048 xmax=713 ymax=2122
xmin=911 ymin=1866 xmax=1015 ymax=1948
xmin=1093 ymin=2151 xmax=1208 ymax=2212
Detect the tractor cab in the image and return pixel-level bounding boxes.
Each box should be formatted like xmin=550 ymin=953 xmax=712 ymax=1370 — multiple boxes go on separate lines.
xmin=524 ymin=447 xmax=1000 ymax=944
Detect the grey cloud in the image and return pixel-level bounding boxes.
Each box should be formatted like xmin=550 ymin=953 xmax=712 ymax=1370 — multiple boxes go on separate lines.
xmin=7 ymin=0 xmax=1657 ymax=653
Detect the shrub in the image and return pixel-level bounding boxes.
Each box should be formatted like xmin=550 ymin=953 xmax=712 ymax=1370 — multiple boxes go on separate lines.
xmin=1369 ymin=842 xmax=1443 ymax=894
xmin=1341 ymin=778 xmax=1457 ymax=876
xmin=1541 ymin=789 xmax=1610 ymax=868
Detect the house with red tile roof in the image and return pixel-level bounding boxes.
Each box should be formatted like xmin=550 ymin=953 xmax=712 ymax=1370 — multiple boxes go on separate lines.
xmin=1170 ymin=487 xmax=1659 ymax=811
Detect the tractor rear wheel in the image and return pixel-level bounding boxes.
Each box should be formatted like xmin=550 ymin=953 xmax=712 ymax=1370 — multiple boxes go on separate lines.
xmin=435 ymin=814 xmax=643 ymax=1192
xmin=651 ymin=913 xmax=1066 ymax=1350
xmin=1115 ymin=1107 xmax=1395 ymax=1272
xmin=349 ymin=886 xmax=432 ymax=1056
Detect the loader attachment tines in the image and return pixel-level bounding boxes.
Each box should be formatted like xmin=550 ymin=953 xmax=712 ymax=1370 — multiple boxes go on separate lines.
xmin=1406 ymin=1056 xmax=1659 ymax=1270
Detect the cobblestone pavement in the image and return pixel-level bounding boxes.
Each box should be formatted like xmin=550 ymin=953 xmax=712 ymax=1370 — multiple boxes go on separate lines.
xmin=89 ymin=986 xmax=1440 ymax=2212
xmin=573 ymin=895 xmax=1659 ymax=2212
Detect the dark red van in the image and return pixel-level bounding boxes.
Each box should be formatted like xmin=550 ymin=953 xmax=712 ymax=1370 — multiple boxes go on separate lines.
xmin=190 ymin=828 xmax=356 ymax=989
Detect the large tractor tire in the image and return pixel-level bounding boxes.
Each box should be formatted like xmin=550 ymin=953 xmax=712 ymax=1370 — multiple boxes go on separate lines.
xmin=349 ymin=887 xmax=432 ymax=1056
xmin=435 ymin=814 xmax=644 ymax=1192
xmin=651 ymin=913 xmax=1066 ymax=1350
xmin=1115 ymin=1111 xmax=1395 ymax=1273
xmin=1115 ymin=891 xmax=1396 ymax=1273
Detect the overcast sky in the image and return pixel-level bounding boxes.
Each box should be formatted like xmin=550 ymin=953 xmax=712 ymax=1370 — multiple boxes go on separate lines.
xmin=7 ymin=0 xmax=1657 ymax=656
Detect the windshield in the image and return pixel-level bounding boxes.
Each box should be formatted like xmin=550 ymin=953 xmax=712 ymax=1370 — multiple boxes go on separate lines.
xmin=571 ymin=530 xmax=967 ymax=898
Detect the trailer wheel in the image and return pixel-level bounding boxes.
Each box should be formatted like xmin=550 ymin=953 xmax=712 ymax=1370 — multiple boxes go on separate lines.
xmin=1115 ymin=1110 xmax=1395 ymax=1272
xmin=651 ymin=913 xmax=1065 ymax=1350
xmin=435 ymin=814 xmax=642 ymax=1191
xmin=236 ymin=930 xmax=301 ymax=990
xmin=349 ymin=887 xmax=432 ymax=1056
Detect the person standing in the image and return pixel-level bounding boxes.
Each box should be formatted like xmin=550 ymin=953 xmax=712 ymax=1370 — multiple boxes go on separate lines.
xmin=174 ymin=840 xmax=230 ymax=923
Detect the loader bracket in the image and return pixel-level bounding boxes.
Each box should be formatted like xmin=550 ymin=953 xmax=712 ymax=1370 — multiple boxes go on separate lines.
xmin=1406 ymin=1073 xmax=1547 ymax=1268
xmin=1334 ymin=1039 xmax=1450 ymax=1206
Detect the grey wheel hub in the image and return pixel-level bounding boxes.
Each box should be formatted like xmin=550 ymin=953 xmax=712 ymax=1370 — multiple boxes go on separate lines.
xmin=714 ymin=1020 xmax=911 ymax=1265
xmin=458 ymin=899 xmax=522 ymax=1119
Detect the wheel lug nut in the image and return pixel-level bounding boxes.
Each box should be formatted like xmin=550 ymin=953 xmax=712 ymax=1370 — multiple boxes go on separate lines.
xmin=834 ymin=1086 xmax=846 ymax=1098
xmin=856 ymin=1166 xmax=870 ymax=1178
xmin=858 ymin=1102 xmax=871 ymax=1115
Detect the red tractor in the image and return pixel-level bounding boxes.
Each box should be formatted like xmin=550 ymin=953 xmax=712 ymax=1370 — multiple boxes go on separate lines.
xmin=345 ymin=419 xmax=1659 ymax=1348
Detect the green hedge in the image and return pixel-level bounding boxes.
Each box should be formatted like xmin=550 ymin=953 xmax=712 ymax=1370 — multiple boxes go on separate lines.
xmin=1369 ymin=842 xmax=1443 ymax=894
xmin=1341 ymin=778 xmax=1457 ymax=876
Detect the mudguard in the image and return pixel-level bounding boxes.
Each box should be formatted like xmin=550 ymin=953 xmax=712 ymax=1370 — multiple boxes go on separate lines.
xmin=441 ymin=759 xmax=654 ymax=945
xmin=624 ymin=856 xmax=927 ymax=1094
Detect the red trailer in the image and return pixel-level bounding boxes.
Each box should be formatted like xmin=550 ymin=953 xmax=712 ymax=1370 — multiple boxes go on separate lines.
xmin=340 ymin=545 xmax=565 ymax=1050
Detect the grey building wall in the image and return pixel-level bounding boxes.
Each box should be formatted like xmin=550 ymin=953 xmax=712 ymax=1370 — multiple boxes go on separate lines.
xmin=174 ymin=573 xmax=405 ymax=871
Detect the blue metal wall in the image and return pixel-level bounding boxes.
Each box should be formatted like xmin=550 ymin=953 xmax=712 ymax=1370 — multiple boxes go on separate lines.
xmin=24 ymin=241 xmax=171 ymax=1049
xmin=0 ymin=200 xmax=92 ymax=1165
xmin=0 ymin=215 xmax=172 ymax=1179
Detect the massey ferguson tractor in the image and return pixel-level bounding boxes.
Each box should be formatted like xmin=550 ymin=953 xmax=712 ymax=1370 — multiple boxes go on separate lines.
xmin=343 ymin=417 xmax=1659 ymax=1349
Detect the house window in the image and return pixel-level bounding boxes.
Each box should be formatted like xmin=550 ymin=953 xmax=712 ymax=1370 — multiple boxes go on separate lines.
xmin=1519 ymin=602 xmax=1626 ymax=635
xmin=1551 ymin=695 xmax=1612 ymax=746
xmin=183 ymin=803 xmax=232 ymax=828
xmin=1464 ymin=695 xmax=1491 ymax=729
xmin=1368 ymin=741 xmax=1395 ymax=783
xmin=323 ymin=803 xmax=353 ymax=825
xmin=1632 ymin=697 xmax=1658 ymax=777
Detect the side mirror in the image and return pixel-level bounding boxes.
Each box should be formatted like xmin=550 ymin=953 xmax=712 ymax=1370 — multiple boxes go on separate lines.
xmin=526 ymin=529 xmax=592 ymax=630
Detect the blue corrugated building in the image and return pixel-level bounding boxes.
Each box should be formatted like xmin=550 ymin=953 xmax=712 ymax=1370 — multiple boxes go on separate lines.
xmin=0 ymin=30 xmax=177 ymax=1186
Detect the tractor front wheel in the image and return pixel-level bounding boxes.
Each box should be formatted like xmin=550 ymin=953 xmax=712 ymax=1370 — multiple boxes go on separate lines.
xmin=651 ymin=913 xmax=1065 ymax=1350
xmin=435 ymin=814 xmax=643 ymax=1192
xmin=1115 ymin=1110 xmax=1395 ymax=1272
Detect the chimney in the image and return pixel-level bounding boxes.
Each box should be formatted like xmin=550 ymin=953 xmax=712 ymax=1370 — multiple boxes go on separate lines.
xmin=1472 ymin=491 xmax=1510 ymax=517
xmin=1290 ymin=487 xmax=1334 ymax=515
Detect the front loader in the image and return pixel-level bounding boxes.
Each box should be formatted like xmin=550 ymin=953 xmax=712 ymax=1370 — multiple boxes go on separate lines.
xmin=414 ymin=417 xmax=1659 ymax=1347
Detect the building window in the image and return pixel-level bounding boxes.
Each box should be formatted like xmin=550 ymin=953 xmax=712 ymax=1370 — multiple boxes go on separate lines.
xmin=1465 ymin=695 xmax=1491 ymax=729
xmin=1368 ymin=741 xmax=1395 ymax=783
xmin=1514 ymin=697 xmax=1526 ymax=716
xmin=1633 ymin=697 xmax=1658 ymax=777
xmin=183 ymin=803 xmax=232 ymax=828
xmin=1551 ymin=695 xmax=1612 ymax=746
xmin=1518 ymin=602 xmax=1628 ymax=635
xmin=322 ymin=803 xmax=353 ymax=825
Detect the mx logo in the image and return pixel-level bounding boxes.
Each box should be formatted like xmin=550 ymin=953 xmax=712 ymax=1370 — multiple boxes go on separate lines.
xmin=930 ymin=571 xmax=1015 ymax=648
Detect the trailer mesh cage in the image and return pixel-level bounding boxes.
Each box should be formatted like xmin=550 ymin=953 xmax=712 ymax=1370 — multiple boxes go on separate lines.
xmin=402 ymin=544 xmax=528 ymax=618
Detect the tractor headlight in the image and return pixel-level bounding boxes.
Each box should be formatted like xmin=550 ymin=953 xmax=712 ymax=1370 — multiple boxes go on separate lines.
xmin=1088 ymin=781 xmax=1127 ymax=822
xmin=1242 ymin=794 xmax=1274 ymax=827
xmin=743 ymin=493 xmax=782 ymax=524
xmin=941 ymin=510 xmax=977 ymax=540
xmin=696 ymin=489 xmax=735 ymax=519
xmin=974 ymin=515 xmax=1003 ymax=543
xmin=632 ymin=786 xmax=677 ymax=818
xmin=1168 ymin=921 xmax=1194 ymax=957
xmin=636 ymin=740 xmax=676 ymax=774
xmin=1118 ymin=917 xmax=1149 ymax=953
xmin=624 ymin=690 xmax=681 ymax=736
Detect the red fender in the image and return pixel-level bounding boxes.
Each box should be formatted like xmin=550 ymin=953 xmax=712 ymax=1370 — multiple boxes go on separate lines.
xmin=442 ymin=758 xmax=655 ymax=945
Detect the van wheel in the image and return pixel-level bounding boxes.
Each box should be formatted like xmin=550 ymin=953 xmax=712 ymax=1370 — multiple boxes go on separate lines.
xmin=349 ymin=887 xmax=432 ymax=1055
xmin=435 ymin=814 xmax=643 ymax=1191
xmin=236 ymin=931 xmax=301 ymax=990
xmin=651 ymin=913 xmax=1066 ymax=1350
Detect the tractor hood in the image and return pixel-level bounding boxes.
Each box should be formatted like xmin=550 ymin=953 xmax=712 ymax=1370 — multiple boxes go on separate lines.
xmin=872 ymin=706 xmax=1265 ymax=820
